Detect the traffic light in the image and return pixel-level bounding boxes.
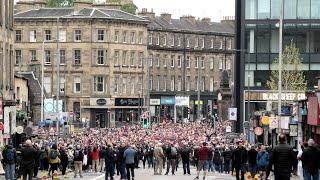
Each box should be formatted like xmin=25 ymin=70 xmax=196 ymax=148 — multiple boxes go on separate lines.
xmin=143 ymin=119 xmax=149 ymax=129
xmin=208 ymin=104 xmax=212 ymax=115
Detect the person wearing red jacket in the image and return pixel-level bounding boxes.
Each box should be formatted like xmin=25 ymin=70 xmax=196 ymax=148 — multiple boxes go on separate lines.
xmin=91 ymin=146 xmax=100 ymax=173
xmin=195 ymin=142 xmax=209 ymax=180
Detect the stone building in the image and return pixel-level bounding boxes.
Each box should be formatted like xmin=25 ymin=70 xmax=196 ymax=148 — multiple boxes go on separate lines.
xmin=0 ymin=0 xmax=16 ymax=142
xmin=139 ymin=9 xmax=235 ymax=122
xmin=14 ymin=0 xmax=149 ymax=127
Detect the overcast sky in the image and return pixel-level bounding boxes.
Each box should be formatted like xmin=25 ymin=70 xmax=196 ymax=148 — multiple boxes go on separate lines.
xmin=15 ymin=0 xmax=235 ymax=22
xmin=133 ymin=0 xmax=235 ymax=22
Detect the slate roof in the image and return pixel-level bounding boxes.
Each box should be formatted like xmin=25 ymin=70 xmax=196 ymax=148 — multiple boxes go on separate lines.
xmin=14 ymin=8 xmax=149 ymax=23
xmin=145 ymin=16 xmax=234 ymax=35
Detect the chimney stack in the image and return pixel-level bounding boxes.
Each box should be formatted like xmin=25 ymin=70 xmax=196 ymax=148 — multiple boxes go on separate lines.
xmin=180 ymin=15 xmax=196 ymax=24
xmin=138 ymin=8 xmax=155 ymax=20
xmin=201 ymin=17 xmax=211 ymax=24
xmin=16 ymin=0 xmax=46 ymax=12
xmin=160 ymin=13 xmax=172 ymax=23
xmin=74 ymin=0 xmax=92 ymax=11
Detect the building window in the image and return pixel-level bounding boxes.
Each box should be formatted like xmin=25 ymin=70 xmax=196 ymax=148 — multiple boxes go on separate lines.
xmin=114 ymin=30 xmax=119 ymax=42
xmin=15 ymin=30 xmax=21 ymax=42
xmin=219 ymin=58 xmax=223 ymax=70
xmin=163 ymin=55 xmax=167 ymax=67
xmin=59 ymin=30 xmax=66 ymax=42
xmin=29 ymin=50 xmax=36 ymax=62
xmin=98 ymin=29 xmax=105 ymax=41
xmin=149 ymin=75 xmax=153 ymax=90
xmin=60 ymin=77 xmax=65 ymax=93
xmin=195 ymin=37 xmax=199 ymax=47
xmin=201 ymin=38 xmax=204 ymax=48
xmin=171 ymin=55 xmax=175 ymax=67
xmin=156 ymin=54 xmax=160 ymax=67
xmin=130 ymin=32 xmax=135 ymax=43
xmin=114 ymin=76 xmax=119 ymax=93
xmin=138 ymin=76 xmax=142 ymax=92
xmin=211 ymin=38 xmax=214 ymax=48
xmin=200 ymin=57 xmax=205 ymax=69
xmin=186 ymin=56 xmax=190 ymax=68
xmin=73 ymin=102 xmax=81 ymax=121
xmin=122 ymin=77 xmax=127 ymax=94
xmin=44 ymin=76 xmax=51 ymax=93
xmin=186 ymin=38 xmax=190 ymax=47
xmin=74 ymin=50 xmax=81 ymax=65
xmin=30 ymin=30 xmax=36 ymax=42
xmin=156 ymin=34 xmax=160 ymax=45
xmin=45 ymin=50 xmax=51 ymax=64
xmin=195 ymin=76 xmax=199 ymax=91
xmin=138 ymin=52 xmax=143 ymax=66
xmin=170 ymin=76 xmax=175 ymax=91
xmin=195 ymin=56 xmax=199 ymax=68
xmin=45 ymin=30 xmax=51 ymax=41
xmin=130 ymin=77 xmax=135 ymax=95
xmin=74 ymin=30 xmax=81 ymax=42
xmin=177 ymin=76 xmax=182 ymax=91
xmin=226 ymin=59 xmax=231 ymax=70
xmin=148 ymin=33 xmax=153 ymax=45
xmin=122 ymin=51 xmax=127 ymax=66
xmin=178 ymin=37 xmax=181 ymax=46
xmin=228 ymin=39 xmax=232 ymax=49
xmin=94 ymin=76 xmax=104 ymax=92
xmin=177 ymin=55 xmax=182 ymax=68
xmin=60 ymin=50 xmax=66 ymax=64
xmin=163 ymin=76 xmax=167 ymax=91
xmin=138 ymin=32 xmax=143 ymax=44
xmin=97 ymin=50 xmax=105 ymax=65
xmin=130 ymin=51 xmax=135 ymax=66
xmin=15 ymin=50 xmax=22 ymax=65
xmin=220 ymin=39 xmax=223 ymax=49
xmin=201 ymin=77 xmax=205 ymax=91
xmin=163 ymin=35 xmax=167 ymax=46
xmin=74 ymin=76 xmax=81 ymax=93
xmin=186 ymin=76 xmax=190 ymax=91
xmin=156 ymin=75 xmax=160 ymax=91
xmin=171 ymin=34 xmax=175 ymax=46
xmin=149 ymin=54 xmax=153 ymax=67
xmin=122 ymin=31 xmax=127 ymax=43
xmin=114 ymin=51 xmax=119 ymax=66
xmin=210 ymin=77 xmax=214 ymax=92
xmin=210 ymin=57 xmax=214 ymax=70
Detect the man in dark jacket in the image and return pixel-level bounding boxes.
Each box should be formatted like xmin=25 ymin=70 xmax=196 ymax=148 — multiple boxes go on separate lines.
xmin=3 ymin=144 xmax=17 ymax=180
xmin=301 ymin=139 xmax=320 ymax=180
xmin=165 ymin=143 xmax=178 ymax=175
xmin=180 ymin=143 xmax=191 ymax=175
xmin=222 ymin=147 xmax=232 ymax=174
xmin=266 ymin=134 xmax=295 ymax=180
xmin=247 ymin=145 xmax=258 ymax=177
xmin=232 ymin=141 xmax=247 ymax=180
xmin=73 ymin=145 xmax=84 ymax=178
xmin=105 ymin=144 xmax=116 ymax=180
xmin=99 ymin=146 xmax=107 ymax=172
xmin=20 ymin=139 xmax=36 ymax=180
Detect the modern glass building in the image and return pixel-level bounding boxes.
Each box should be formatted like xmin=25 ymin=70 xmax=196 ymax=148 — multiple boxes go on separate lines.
xmin=235 ymin=0 xmax=320 ymax=132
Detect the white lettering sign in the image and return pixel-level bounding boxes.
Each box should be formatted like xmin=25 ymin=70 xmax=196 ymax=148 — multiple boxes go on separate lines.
xmin=262 ymin=93 xmax=306 ymax=101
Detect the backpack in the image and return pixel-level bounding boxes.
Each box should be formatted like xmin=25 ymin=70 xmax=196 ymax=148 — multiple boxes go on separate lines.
xmin=6 ymin=149 xmax=14 ymax=162
xmin=39 ymin=149 xmax=48 ymax=160
xmin=171 ymin=147 xmax=178 ymax=156
xmin=50 ymin=150 xmax=58 ymax=159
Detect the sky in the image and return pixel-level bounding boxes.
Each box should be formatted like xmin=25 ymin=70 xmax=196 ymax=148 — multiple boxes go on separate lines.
xmin=133 ymin=0 xmax=235 ymax=22
xmin=15 ymin=0 xmax=235 ymax=22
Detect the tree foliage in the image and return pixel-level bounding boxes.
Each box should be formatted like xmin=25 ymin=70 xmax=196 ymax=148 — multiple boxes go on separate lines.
xmin=267 ymin=43 xmax=307 ymax=92
xmin=121 ymin=3 xmax=137 ymax=14
xmin=45 ymin=0 xmax=95 ymax=7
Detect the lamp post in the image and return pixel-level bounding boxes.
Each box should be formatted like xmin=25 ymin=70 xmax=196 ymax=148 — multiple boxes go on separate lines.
xmin=278 ymin=0 xmax=284 ymax=132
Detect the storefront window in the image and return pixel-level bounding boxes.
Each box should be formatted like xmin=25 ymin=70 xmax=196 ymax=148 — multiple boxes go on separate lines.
xmin=271 ymin=0 xmax=280 ymax=19
xmin=310 ymin=24 xmax=320 ymax=53
xmin=245 ymin=0 xmax=257 ymax=19
xmin=297 ymin=0 xmax=310 ymax=19
xmin=284 ymin=0 xmax=297 ymax=19
xmin=311 ymin=0 xmax=320 ymax=19
xmin=258 ymin=0 xmax=270 ymax=19
xmin=256 ymin=25 xmax=270 ymax=53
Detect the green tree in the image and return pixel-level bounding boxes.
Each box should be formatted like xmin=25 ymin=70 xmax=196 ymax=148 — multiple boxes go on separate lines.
xmin=267 ymin=42 xmax=307 ymax=94
xmin=45 ymin=0 xmax=95 ymax=7
xmin=121 ymin=3 xmax=137 ymax=14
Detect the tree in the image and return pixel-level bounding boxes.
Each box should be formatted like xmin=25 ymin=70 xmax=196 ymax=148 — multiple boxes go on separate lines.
xmin=267 ymin=42 xmax=307 ymax=94
xmin=121 ymin=3 xmax=137 ymax=14
xmin=45 ymin=0 xmax=95 ymax=7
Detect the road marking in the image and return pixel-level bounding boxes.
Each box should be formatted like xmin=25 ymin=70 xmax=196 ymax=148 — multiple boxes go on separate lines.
xmin=90 ymin=174 xmax=105 ymax=180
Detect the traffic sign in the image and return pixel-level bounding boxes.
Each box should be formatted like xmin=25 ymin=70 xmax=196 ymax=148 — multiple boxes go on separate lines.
xmin=261 ymin=116 xmax=270 ymax=125
xmin=0 ymin=122 xmax=4 ymax=131
xmin=254 ymin=127 xmax=263 ymax=136
xmin=226 ymin=126 xmax=232 ymax=133
xmin=228 ymin=108 xmax=237 ymax=121
xmin=269 ymin=117 xmax=278 ymax=129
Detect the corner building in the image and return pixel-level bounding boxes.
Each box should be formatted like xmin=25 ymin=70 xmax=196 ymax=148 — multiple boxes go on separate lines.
xmin=14 ymin=0 xmax=149 ymax=127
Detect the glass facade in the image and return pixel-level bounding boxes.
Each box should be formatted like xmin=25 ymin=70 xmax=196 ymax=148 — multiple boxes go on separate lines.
xmin=245 ymin=0 xmax=320 ymax=20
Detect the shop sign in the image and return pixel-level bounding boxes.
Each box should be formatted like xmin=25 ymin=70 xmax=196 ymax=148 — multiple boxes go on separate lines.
xmin=195 ymin=100 xmax=203 ymax=105
xmin=160 ymin=96 xmax=175 ymax=105
xmin=115 ymin=98 xmax=143 ymax=106
xmin=175 ymin=96 xmax=189 ymax=106
xmin=96 ymin=98 xmax=107 ymax=105
xmin=262 ymin=93 xmax=306 ymax=101
xmin=0 ymin=97 xmax=2 ymax=119
xmin=228 ymin=108 xmax=237 ymax=121
xmin=254 ymin=127 xmax=263 ymax=136
xmin=289 ymin=124 xmax=298 ymax=137
xmin=150 ymin=99 xmax=160 ymax=106
xmin=261 ymin=116 xmax=269 ymax=125
xmin=226 ymin=126 xmax=232 ymax=133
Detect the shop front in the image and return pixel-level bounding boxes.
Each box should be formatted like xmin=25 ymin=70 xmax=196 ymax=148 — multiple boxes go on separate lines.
xmin=87 ymin=98 xmax=114 ymax=128
xmin=160 ymin=96 xmax=175 ymax=121
xmin=114 ymin=98 xmax=144 ymax=125
xmin=150 ymin=99 xmax=161 ymax=123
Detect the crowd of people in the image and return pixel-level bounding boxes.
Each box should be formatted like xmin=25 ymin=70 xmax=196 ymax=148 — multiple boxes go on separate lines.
xmin=0 ymin=121 xmax=319 ymax=180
